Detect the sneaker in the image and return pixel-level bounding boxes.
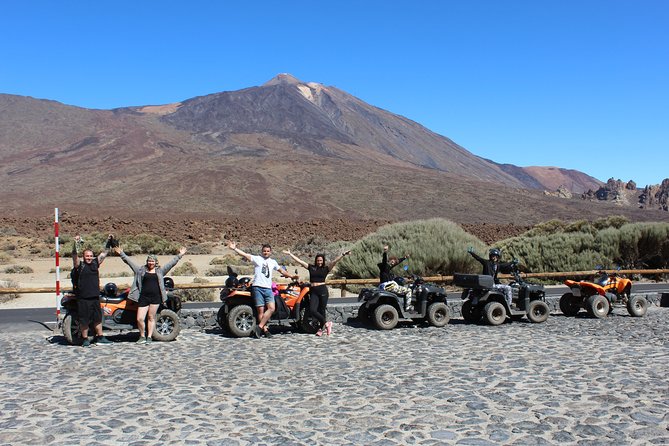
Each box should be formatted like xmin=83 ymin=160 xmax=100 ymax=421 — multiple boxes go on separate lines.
xmin=325 ymin=321 xmax=333 ymax=336
xmin=252 ymin=326 xmax=262 ymax=339
xmin=145 ymin=337 xmax=153 ymax=344
xmin=81 ymin=338 xmax=91 ymax=347
xmin=94 ymin=336 xmax=112 ymax=345
xmin=136 ymin=336 xmax=147 ymax=345
xmin=316 ymin=329 xmax=323 ymax=337
xmin=262 ymin=329 xmax=273 ymax=339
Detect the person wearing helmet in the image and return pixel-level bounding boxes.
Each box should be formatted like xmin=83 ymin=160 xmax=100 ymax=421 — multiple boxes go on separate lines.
xmin=71 ymin=234 xmax=114 ymax=347
xmin=114 ymin=244 xmax=187 ymax=344
xmin=378 ymin=245 xmax=413 ymax=310
xmin=467 ymin=247 xmax=514 ymax=305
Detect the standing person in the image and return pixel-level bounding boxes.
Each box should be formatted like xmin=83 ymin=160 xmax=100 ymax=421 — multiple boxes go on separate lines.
xmin=378 ymin=245 xmax=412 ymax=310
xmin=114 ymin=245 xmax=187 ymax=344
xmin=71 ymin=234 xmax=113 ymax=347
xmin=467 ymin=247 xmax=515 ymax=305
xmin=228 ymin=241 xmax=297 ymax=338
xmin=282 ymin=249 xmax=351 ymax=336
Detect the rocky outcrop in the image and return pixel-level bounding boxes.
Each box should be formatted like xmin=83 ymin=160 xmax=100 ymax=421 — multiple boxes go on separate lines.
xmin=639 ymin=179 xmax=669 ymax=211
xmin=544 ymin=185 xmax=573 ymax=199
xmin=582 ymin=178 xmax=637 ymax=206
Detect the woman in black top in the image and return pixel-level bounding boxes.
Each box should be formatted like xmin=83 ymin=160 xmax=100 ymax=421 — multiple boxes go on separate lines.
xmin=283 ymin=249 xmax=351 ymax=336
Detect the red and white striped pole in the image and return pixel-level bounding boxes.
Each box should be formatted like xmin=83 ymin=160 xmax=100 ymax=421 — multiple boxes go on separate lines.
xmin=54 ymin=208 xmax=62 ymax=324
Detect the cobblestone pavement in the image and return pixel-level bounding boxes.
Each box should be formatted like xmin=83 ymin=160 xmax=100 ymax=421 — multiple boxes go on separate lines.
xmin=1 ymin=307 xmax=668 ymax=445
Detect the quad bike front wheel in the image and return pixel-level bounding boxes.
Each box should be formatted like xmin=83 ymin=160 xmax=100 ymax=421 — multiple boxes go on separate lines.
xmin=559 ymin=292 xmax=581 ymax=317
xmin=152 ymin=309 xmax=181 ymax=341
xmin=227 ymin=304 xmax=256 ymax=337
xmin=216 ymin=306 xmax=229 ymax=333
xmin=586 ymin=295 xmax=609 ymax=319
xmin=357 ymin=304 xmax=370 ymax=323
xmin=372 ymin=304 xmax=399 ymax=330
xmin=626 ymin=295 xmax=648 ymax=317
xmin=426 ymin=302 xmax=450 ymax=327
xmin=527 ymin=300 xmax=550 ymax=323
xmin=460 ymin=299 xmax=481 ymax=323
xmin=484 ymin=301 xmax=506 ymax=326
xmin=62 ymin=313 xmax=81 ymax=345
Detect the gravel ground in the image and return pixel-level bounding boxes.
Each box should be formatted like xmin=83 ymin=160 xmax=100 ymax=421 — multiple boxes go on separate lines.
xmin=0 ymin=307 xmax=668 ymax=445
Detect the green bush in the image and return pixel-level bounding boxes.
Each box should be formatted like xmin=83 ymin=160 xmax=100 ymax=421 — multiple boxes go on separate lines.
xmin=336 ymin=219 xmax=486 ymax=278
xmin=498 ymin=221 xmax=669 ymax=271
xmin=171 ymin=261 xmax=198 ymax=276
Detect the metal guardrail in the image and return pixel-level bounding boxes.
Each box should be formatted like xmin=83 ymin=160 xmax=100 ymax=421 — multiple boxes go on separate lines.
xmin=1 ymin=269 xmax=668 ymax=295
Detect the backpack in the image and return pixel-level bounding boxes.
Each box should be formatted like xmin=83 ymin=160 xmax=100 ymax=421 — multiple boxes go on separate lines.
xmin=273 ymin=295 xmax=291 ymax=321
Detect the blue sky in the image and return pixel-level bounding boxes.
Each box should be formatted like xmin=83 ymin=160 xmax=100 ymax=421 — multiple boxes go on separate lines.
xmin=1 ymin=0 xmax=667 ymax=186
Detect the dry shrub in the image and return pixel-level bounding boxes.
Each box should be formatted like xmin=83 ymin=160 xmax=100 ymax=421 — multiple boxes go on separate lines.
xmin=177 ymin=277 xmax=215 ymax=302
xmin=0 ymin=279 xmax=20 ymax=303
xmin=171 ymin=261 xmax=199 ymax=276
xmin=3 ymin=265 xmax=34 ymax=274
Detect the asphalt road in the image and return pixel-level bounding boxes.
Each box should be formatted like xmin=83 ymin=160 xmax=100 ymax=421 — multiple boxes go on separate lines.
xmin=1 ymin=283 xmax=667 ymax=333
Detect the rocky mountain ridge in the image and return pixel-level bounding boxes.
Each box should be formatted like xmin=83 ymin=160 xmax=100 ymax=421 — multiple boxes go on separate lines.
xmin=0 ymin=74 xmax=667 ymax=224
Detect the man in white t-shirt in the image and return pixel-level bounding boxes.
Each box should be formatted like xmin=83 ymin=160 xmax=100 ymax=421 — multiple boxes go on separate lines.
xmin=228 ymin=241 xmax=297 ymax=338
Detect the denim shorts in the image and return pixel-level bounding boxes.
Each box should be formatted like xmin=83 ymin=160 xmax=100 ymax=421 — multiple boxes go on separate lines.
xmin=252 ymin=286 xmax=274 ymax=307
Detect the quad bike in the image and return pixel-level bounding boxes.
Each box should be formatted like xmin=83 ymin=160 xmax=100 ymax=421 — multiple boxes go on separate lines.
xmin=61 ymin=277 xmax=182 ymax=344
xmin=217 ymin=267 xmax=315 ymax=337
xmin=455 ymin=262 xmax=549 ymax=326
xmin=357 ymin=274 xmax=451 ymax=330
xmin=560 ymin=269 xmax=646 ymax=318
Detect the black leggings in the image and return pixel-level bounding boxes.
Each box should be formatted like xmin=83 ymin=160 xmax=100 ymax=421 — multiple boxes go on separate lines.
xmin=309 ymin=285 xmax=329 ymax=329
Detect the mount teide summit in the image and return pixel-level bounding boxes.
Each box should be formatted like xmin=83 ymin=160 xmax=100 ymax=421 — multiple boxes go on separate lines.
xmin=1 ymin=74 xmax=665 ymax=224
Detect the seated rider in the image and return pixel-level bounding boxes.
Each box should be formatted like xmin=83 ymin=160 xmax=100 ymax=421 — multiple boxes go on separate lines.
xmin=467 ymin=247 xmax=515 ymax=306
xmin=378 ymin=245 xmax=412 ymax=310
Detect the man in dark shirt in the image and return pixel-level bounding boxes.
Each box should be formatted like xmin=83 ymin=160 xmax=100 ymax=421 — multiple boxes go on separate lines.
xmin=71 ymin=235 xmax=112 ymax=347
xmin=467 ymin=247 xmax=514 ymax=305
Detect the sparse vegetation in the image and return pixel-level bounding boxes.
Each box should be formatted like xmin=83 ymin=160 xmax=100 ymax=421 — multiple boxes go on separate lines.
xmin=0 ymin=279 xmax=20 ymax=303
xmin=100 ymin=271 xmax=133 ymax=278
xmin=171 ymin=261 xmax=199 ymax=276
xmin=0 ymin=252 xmax=11 ymax=265
xmin=209 ymin=255 xmax=238 ymax=265
xmin=205 ymin=267 xmax=228 ymax=277
xmin=3 ymin=265 xmax=34 ymax=274
xmin=176 ymin=277 xmax=215 ymax=302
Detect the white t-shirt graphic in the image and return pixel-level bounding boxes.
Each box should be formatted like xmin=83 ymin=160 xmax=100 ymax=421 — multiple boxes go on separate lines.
xmin=251 ymin=255 xmax=280 ymax=289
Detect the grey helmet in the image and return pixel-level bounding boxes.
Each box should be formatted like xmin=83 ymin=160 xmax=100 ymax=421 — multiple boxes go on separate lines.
xmin=489 ymin=248 xmax=501 ymax=260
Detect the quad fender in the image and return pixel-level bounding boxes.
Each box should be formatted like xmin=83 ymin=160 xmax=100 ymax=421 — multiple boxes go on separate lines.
xmin=579 ymin=282 xmax=606 ymax=296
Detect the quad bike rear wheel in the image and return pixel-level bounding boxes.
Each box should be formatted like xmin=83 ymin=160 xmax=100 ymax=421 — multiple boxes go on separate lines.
xmin=586 ymin=295 xmax=609 ymax=319
xmin=62 ymin=313 xmax=82 ymax=345
xmin=227 ymin=304 xmax=256 ymax=338
xmin=559 ymin=292 xmax=581 ymax=317
xmin=484 ymin=301 xmax=506 ymax=326
xmin=373 ymin=304 xmax=399 ymax=330
xmin=527 ymin=300 xmax=550 ymax=323
xmin=426 ymin=302 xmax=450 ymax=327
xmin=626 ymin=295 xmax=648 ymax=317
xmin=152 ymin=309 xmax=181 ymax=341
xmin=461 ymin=299 xmax=481 ymax=323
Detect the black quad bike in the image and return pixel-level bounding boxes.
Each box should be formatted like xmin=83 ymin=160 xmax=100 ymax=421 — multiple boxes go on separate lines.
xmin=61 ymin=277 xmax=182 ymax=344
xmin=217 ymin=267 xmax=317 ymax=337
xmin=455 ymin=263 xmax=549 ymax=326
xmin=357 ymin=275 xmax=451 ymax=330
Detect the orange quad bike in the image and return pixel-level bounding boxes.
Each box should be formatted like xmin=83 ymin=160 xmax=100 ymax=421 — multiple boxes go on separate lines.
xmin=61 ymin=277 xmax=182 ymax=345
xmin=217 ymin=266 xmax=316 ymax=337
xmin=560 ymin=269 xmax=647 ymax=318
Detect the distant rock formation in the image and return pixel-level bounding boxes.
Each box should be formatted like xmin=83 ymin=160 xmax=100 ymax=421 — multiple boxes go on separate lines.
xmin=544 ymin=185 xmax=573 ymax=199
xmin=639 ymin=179 xmax=669 ymax=211
xmin=582 ymin=178 xmax=669 ymax=212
